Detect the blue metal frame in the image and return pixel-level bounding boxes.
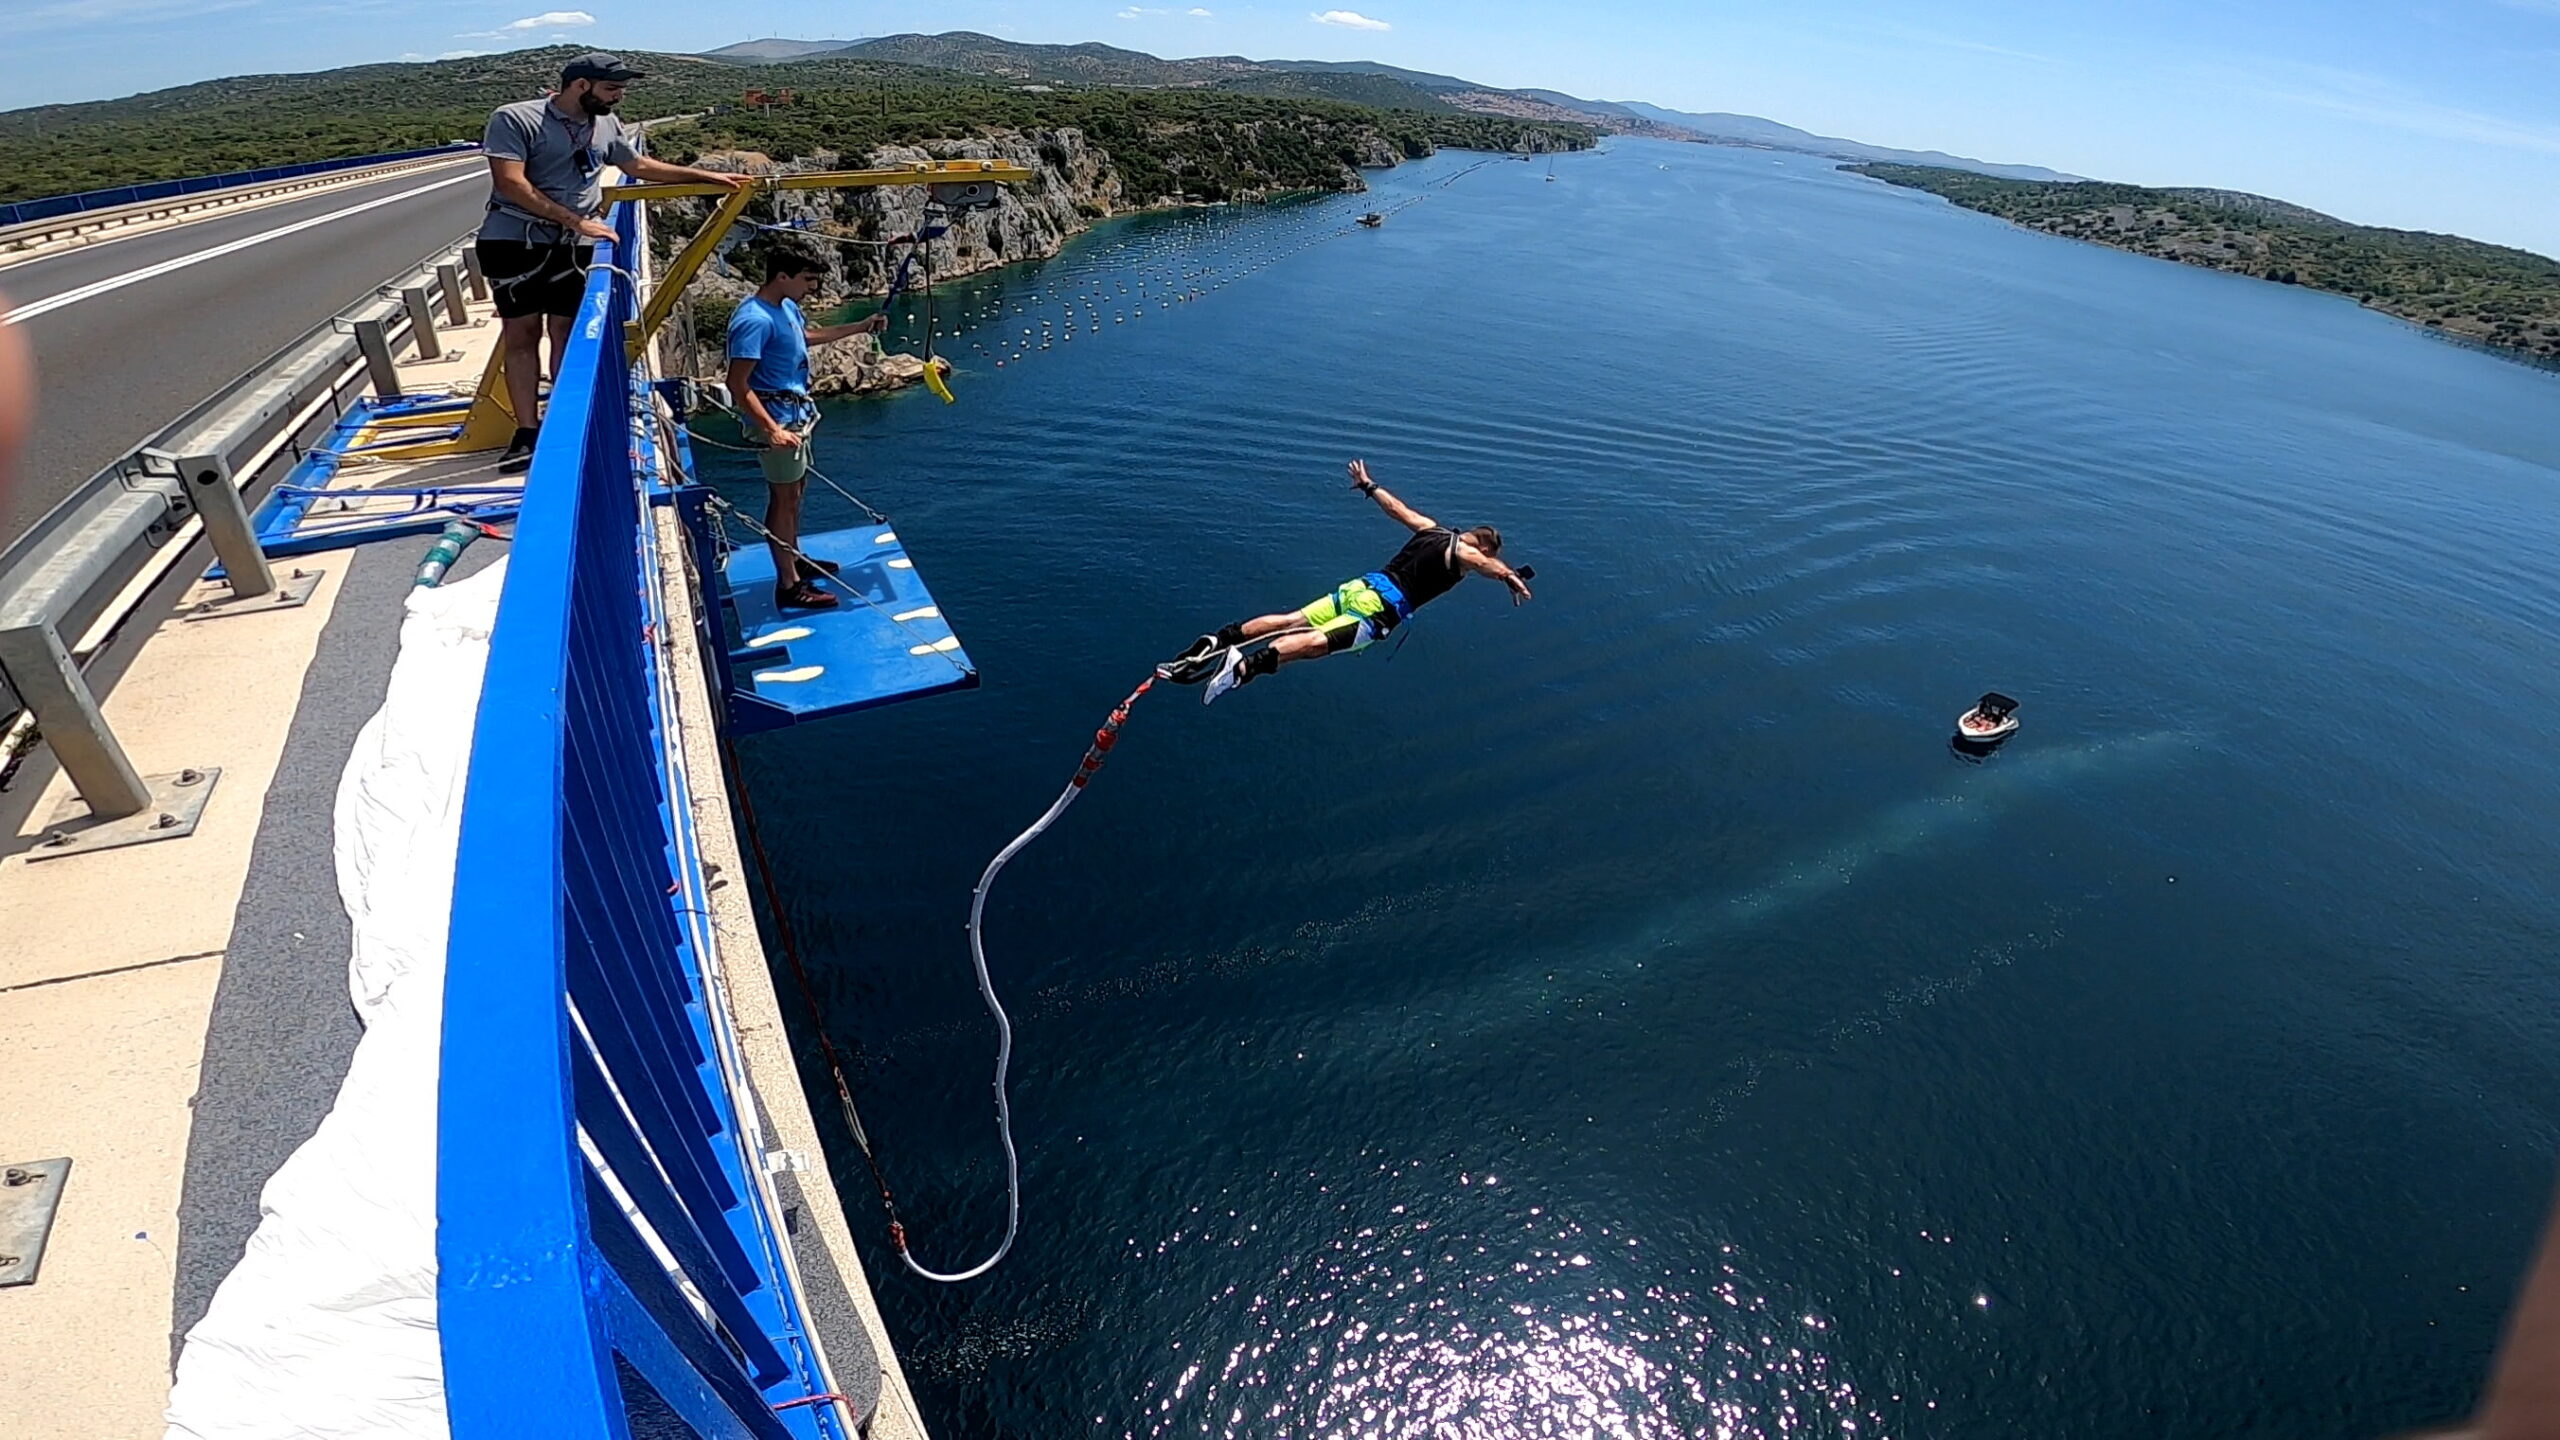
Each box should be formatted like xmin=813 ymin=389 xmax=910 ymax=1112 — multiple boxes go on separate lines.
xmin=437 ymin=205 xmax=849 ymax=1439
xmin=0 ymin=143 xmax=477 ymax=229
xmin=244 ymin=396 xmax=515 ymax=558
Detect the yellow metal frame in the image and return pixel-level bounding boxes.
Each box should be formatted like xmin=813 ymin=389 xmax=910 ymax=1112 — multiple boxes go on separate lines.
xmin=365 ymin=160 xmax=1031 ymax=461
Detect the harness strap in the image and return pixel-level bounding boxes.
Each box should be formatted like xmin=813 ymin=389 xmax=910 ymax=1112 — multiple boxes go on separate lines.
xmin=1361 ymin=571 xmax=1412 ymax=625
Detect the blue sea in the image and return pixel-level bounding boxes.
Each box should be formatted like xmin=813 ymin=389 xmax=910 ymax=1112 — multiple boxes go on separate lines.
xmin=709 ymin=137 xmax=2560 ymax=1438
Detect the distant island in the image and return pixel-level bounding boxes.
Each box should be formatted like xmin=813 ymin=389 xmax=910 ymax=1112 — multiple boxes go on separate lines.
xmin=1852 ymin=164 xmax=2560 ymax=365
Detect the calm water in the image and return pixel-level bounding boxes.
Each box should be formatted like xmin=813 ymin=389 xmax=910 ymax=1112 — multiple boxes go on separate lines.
xmin=709 ymin=138 xmax=2560 ymax=1438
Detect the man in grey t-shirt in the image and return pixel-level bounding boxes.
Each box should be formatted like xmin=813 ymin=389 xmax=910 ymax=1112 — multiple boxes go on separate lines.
xmin=478 ymin=51 xmax=743 ymax=472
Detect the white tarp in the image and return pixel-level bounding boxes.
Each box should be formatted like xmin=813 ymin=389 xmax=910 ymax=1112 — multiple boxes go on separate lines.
xmin=165 ymin=560 xmax=506 ymax=1440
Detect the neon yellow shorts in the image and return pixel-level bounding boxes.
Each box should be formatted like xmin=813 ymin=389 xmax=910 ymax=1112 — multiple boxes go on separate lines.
xmin=1299 ymin=578 xmax=1393 ymax=653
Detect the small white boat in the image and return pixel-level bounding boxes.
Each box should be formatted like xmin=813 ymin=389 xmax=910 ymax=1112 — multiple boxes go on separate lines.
xmin=1955 ymin=692 xmax=2020 ymax=743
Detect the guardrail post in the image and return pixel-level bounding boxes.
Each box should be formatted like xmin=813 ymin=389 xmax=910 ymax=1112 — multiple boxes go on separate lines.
xmin=461 ymin=246 xmax=490 ymax=301
xmin=437 ymin=263 xmax=471 ymax=326
xmin=0 ymin=625 xmax=151 ymax=821
xmin=354 ymin=318 xmax=403 ymax=399
xmin=402 ymin=286 xmax=442 ymax=362
xmin=178 ymin=453 xmax=268 ymax=598
xmin=155 ymin=451 xmax=321 ymax=619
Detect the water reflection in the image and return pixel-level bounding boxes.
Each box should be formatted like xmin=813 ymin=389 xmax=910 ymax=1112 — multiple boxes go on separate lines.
xmin=1131 ymin=1211 xmax=1886 ymax=1440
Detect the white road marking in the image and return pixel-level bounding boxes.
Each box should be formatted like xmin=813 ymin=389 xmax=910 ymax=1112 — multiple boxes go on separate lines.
xmin=4 ymin=169 xmax=485 ymax=326
xmin=0 ymin=157 xmax=482 ymax=277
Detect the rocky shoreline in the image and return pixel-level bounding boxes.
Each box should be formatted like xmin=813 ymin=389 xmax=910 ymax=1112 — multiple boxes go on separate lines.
xmin=661 ymin=126 xmax=1461 ymax=396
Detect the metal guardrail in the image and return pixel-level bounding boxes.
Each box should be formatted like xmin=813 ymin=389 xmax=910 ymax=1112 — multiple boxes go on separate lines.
xmin=0 ymin=234 xmax=472 ymax=841
xmin=437 ymin=205 xmax=852 ymax=1438
xmin=0 ymin=143 xmax=477 ymax=232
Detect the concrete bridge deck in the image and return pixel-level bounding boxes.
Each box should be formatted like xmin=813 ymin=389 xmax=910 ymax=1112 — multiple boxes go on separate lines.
xmin=0 ymin=260 xmax=925 ymax=1436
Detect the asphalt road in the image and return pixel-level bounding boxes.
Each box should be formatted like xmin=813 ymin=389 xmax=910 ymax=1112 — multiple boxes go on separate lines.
xmin=0 ymin=158 xmax=494 ymax=544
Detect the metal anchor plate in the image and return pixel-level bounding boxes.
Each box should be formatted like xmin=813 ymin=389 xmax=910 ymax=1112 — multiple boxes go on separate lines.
xmin=0 ymin=1158 xmax=73 ymax=1287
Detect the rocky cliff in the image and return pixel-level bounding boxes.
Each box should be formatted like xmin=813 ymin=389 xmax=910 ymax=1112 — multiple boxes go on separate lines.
xmin=669 ymin=122 xmax=1461 ymax=393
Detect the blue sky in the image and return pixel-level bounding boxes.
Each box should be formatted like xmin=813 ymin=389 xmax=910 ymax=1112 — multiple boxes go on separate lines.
xmin=7 ymin=0 xmax=2557 ymax=255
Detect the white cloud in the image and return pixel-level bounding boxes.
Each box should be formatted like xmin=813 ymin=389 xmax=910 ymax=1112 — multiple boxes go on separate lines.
xmin=457 ymin=8 xmax=594 ymax=38
xmin=1117 ymin=4 xmax=1213 ymax=16
xmin=1312 ymin=9 xmax=1390 ymax=30
xmin=500 ymin=8 xmax=592 ymax=28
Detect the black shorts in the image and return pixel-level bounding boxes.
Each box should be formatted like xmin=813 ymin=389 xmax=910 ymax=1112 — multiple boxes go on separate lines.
xmin=477 ymin=238 xmax=595 ymax=320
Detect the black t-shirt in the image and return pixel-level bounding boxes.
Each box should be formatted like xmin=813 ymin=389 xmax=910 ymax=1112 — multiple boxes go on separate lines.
xmin=1381 ymin=526 xmax=1467 ymax=612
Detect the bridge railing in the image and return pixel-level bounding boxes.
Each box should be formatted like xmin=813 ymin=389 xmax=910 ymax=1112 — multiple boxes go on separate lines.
xmin=0 ymin=143 xmax=477 ymax=230
xmin=436 ymin=203 xmax=849 ymax=1439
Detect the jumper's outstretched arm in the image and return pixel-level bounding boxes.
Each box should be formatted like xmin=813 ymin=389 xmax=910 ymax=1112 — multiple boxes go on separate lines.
xmin=1455 ymin=539 xmax=1533 ymax=604
xmin=1349 ymin=459 xmax=1435 ymax=532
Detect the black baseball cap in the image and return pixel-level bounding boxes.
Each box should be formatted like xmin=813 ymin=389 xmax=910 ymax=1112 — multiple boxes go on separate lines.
xmin=562 ymin=52 xmax=645 ymax=84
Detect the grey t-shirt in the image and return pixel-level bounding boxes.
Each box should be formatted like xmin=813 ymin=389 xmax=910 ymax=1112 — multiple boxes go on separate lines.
xmin=478 ymin=97 xmax=641 ymax=243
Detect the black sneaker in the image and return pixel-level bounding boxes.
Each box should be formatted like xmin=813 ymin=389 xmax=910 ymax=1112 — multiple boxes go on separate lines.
xmin=1158 ymin=634 xmax=1224 ymax=684
xmin=496 ymin=427 xmax=539 ymax=476
xmin=775 ymin=580 xmax=840 ymax=612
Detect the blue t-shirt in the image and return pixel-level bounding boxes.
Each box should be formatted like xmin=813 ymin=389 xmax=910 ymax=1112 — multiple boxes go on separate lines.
xmin=726 ymin=297 xmax=811 ymax=400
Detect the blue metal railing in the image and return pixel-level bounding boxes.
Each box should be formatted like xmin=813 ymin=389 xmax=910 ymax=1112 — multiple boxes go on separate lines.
xmin=0 ymin=143 xmax=476 ymax=229
xmin=437 ymin=207 xmax=849 ymax=1439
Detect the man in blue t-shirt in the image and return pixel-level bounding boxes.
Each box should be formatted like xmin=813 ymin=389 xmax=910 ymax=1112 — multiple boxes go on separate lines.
xmin=726 ymin=243 xmax=888 ymax=611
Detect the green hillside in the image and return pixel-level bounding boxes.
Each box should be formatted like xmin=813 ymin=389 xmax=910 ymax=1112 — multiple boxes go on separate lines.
xmin=818 ymin=33 xmax=1462 ymax=111
xmin=659 ymin=78 xmax=1583 ymax=204
xmin=1854 ymin=164 xmax=2560 ymax=363
xmin=0 ymin=45 xmax=1587 ymax=206
xmin=0 ymin=49 xmax=729 ymax=202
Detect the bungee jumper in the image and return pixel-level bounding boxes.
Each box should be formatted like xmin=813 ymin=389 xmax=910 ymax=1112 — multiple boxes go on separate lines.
xmin=866 ymin=460 xmax=1534 ymax=1283
xmin=1160 ymin=459 xmax=1534 ymax=703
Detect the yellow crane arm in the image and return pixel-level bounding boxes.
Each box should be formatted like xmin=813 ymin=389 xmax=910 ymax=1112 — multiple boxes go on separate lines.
xmin=612 ymin=161 xmax=1034 ymax=360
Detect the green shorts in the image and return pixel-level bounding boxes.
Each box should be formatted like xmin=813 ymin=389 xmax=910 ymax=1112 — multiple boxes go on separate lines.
xmin=750 ymin=398 xmax=817 ymax=486
xmin=1299 ymin=578 xmax=1395 ymax=653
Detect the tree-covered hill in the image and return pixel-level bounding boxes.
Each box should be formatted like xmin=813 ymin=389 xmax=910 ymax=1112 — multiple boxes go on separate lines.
xmin=656 ymin=79 xmax=1582 ymax=205
xmin=1853 ymin=164 xmax=2560 ymax=363
xmin=0 ymin=44 xmax=1588 ymax=206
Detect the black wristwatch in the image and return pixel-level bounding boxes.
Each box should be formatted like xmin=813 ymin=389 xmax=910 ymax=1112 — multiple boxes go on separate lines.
xmin=1357 ymin=480 xmax=1377 ymax=495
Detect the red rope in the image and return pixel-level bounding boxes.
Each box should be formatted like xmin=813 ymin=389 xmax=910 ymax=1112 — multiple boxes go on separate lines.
xmin=721 ymin=734 xmax=909 ymax=1240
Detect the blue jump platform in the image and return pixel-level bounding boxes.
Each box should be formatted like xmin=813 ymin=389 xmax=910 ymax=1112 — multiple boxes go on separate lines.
xmin=722 ymin=520 xmax=978 ymax=731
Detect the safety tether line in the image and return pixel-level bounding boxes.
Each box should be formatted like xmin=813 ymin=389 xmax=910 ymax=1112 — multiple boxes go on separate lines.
xmin=687 ymin=391 xmax=892 ymax=524
xmin=701 ymin=494 xmax=973 ymax=679
xmin=720 ymin=733 xmax=915 ymax=1254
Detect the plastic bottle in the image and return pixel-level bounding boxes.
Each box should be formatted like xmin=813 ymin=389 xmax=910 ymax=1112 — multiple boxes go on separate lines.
xmin=414 ymin=520 xmax=479 ymax=588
